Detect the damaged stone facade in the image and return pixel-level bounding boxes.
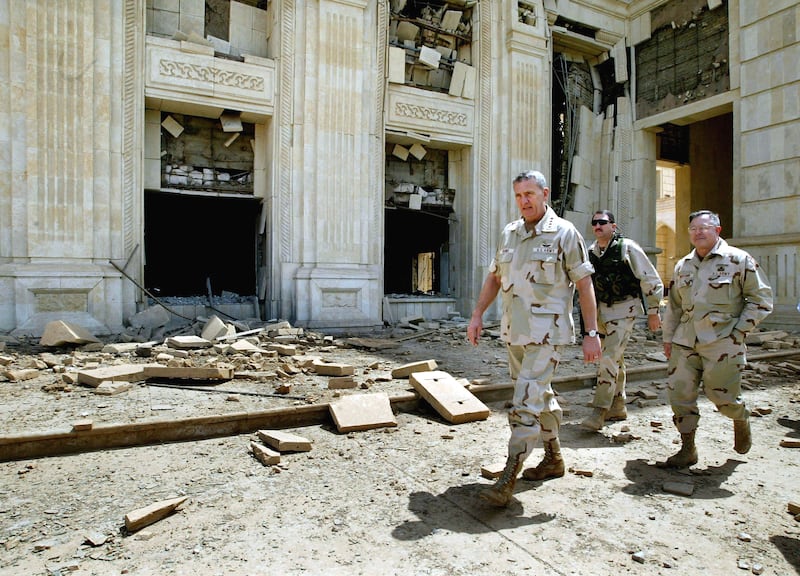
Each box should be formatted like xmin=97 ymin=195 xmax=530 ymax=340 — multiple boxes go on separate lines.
xmin=0 ymin=0 xmax=797 ymax=336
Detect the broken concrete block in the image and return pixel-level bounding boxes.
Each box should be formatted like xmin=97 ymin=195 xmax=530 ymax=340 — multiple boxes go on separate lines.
xmin=418 ymin=45 xmax=441 ymax=69
xmin=161 ymin=115 xmax=184 ymax=138
xmin=388 ymin=46 xmax=406 ymax=84
xmin=480 ymin=461 xmax=505 ymax=479
xmin=143 ymin=366 xmax=234 ymax=381
xmin=250 ymin=441 xmax=280 ymax=465
xmin=408 ymin=193 xmax=422 ymax=210
xmin=201 ymin=316 xmax=229 ymax=341
xmin=40 ymin=321 xmax=100 ymax=347
xmin=219 ymin=111 xmax=243 ymax=132
xmin=312 ymin=360 xmax=355 ymax=376
xmin=409 ymin=370 xmax=490 ymax=424
xmin=77 ymin=364 xmax=153 ymax=387
xmin=3 ymin=368 xmax=39 ymax=382
xmin=72 ymin=419 xmax=93 ymax=431
xmin=329 ymin=393 xmax=398 ymax=433
xmin=124 ymin=496 xmax=188 ymax=533
xmin=392 ymin=144 xmax=409 ymax=160
xmin=228 ymin=339 xmax=266 ymax=354
xmin=391 ymin=359 xmax=438 ymax=379
xmin=267 ymin=343 xmax=297 ymax=356
xmin=409 ymin=143 xmax=426 ymax=160
xmin=166 ymin=335 xmax=212 ymax=349
xmin=396 ymin=21 xmax=419 ymax=42
xmin=94 ymin=381 xmax=133 ymax=395
xmin=328 ymin=376 xmax=357 ymax=390
xmin=256 ymin=430 xmax=312 ymax=452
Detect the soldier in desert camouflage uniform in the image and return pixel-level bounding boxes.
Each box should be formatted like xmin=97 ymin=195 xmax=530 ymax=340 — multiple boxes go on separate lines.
xmin=581 ymin=210 xmax=664 ymax=431
xmin=660 ymin=210 xmax=773 ymax=468
xmin=467 ymin=170 xmax=601 ymax=507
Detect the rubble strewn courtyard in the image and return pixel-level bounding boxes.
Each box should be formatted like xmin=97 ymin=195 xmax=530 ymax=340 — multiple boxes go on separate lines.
xmin=1 ymin=313 xmax=798 ymax=575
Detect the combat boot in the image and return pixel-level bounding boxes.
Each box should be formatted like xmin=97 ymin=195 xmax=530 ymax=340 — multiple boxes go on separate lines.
xmin=660 ymin=431 xmax=698 ymax=468
xmin=734 ymin=418 xmax=751 ymax=454
xmin=522 ymin=438 xmax=565 ymax=481
xmin=480 ymin=453 xmax=523 ymax=507
xmin=580 ymin=408 xmax=608 ymax=431
xmin=606 ymin=395 xmax=628 ymax=421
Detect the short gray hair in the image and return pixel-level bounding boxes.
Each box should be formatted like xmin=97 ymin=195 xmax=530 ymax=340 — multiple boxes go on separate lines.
xmin=689 ymin=210 xmax=721 ymax=227
xmin=513 ymin=170 xmax=548 ymax=189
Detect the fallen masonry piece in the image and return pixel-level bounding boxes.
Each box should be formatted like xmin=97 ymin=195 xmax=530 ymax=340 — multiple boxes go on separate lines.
xmin=329 ymin=392 xmax=397 ymax=432
xmin=410 ymin=370 xmax=490 ymax=424
xmin=143 ymin=366 xmax=234 ymax=381
xmin=40 ymin=320 xmax=100 ymax=347
xmin=78 ymin=364 xmax=158 ymax=387
xmin=250 ymin=441 xmax=280 ymax=465
xmin=124 ymin=496 xmax=189 ymax=533
xmin=257 ymin=429 xmax=312 ymax=452
xmin=391 ymin=359 xmax=438 ymax=378
xmin=312 ymin=360 xmax=355 ymax=376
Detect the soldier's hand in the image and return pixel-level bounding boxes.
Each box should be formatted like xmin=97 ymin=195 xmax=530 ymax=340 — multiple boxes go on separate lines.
xmin=467 ymin=318 xmax=483 ymax=346
xmin=582 ymin=335 xmax=602 ymax=363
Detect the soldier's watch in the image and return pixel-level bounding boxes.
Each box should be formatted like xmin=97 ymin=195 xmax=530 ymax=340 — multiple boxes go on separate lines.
xmin=584 ymin=329 xmax=599 ymax=337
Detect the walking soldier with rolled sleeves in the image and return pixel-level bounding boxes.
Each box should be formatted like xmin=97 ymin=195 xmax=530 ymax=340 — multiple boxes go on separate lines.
xmin=467 ymin=170 xmax=601 ymax=507
xmin=660 ymin=210 xmax=772 ymax=468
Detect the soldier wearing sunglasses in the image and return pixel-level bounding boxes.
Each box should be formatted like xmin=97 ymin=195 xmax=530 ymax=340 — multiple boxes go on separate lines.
xmin=580 ymin=210 xmax=664 ymax=431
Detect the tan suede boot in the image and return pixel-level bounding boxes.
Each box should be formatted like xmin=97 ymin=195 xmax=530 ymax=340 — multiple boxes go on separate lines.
xmin=522 ymin=439 xmax=565 ymax=481
xmin=480 ymin=453 xmax=523 ymax=507
xmin=660 ymin=431 xmax=698 ymax=468
xmin=606 ymin=395 xmax=628 ymax=421
xmin=734 ymin=418 xmax=752 ymax=454
xmin=580 ymin=408 xmax=608 ymax=431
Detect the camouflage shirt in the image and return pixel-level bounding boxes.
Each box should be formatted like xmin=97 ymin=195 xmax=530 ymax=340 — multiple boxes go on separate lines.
xmin=589 ymin=235 xmax=664 ymax=322
xmin=663 ymin=238 xmax=773 ymax=346
xmin=490 ymin=205 xmax=594 ymax=346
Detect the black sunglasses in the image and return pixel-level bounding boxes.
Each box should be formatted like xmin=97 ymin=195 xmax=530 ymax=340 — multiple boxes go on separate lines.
xmin=591 ymin=219 xmax=611 ymax=226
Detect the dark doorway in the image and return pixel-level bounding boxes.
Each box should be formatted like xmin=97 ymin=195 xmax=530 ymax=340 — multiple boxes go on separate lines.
xmin=384 ymin=207 xmax=450 ymax=295
xmin=144 ymin=190 xmax=260 ymax=297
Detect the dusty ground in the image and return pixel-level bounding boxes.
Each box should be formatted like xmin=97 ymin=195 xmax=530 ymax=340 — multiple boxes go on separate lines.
xmin=0 ymin=322 xmax=799 ymax=576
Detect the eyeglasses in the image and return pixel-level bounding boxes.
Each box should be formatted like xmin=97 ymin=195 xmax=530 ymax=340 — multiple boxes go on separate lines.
xmin=591 ymin=219 xmax=610 ymax=226
xmin=688 ymin=224 xmax=716 ymax=233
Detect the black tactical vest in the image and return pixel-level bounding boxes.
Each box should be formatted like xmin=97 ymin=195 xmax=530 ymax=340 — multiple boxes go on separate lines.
xmin=589 ymin=234 xmax=642 ymax=305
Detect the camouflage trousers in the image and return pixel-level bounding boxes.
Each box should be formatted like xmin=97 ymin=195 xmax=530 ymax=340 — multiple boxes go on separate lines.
xmin=591 ymin=316 xmax=636 ymax=409
xmin=505 ymin=343 xmax=563 ymax=461
xmin=668 ymin=339 xmax=748 ymax=434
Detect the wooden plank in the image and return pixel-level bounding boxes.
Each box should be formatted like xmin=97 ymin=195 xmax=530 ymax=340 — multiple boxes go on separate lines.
xmin=124 ymin=496 xmax=188 ymax=532
xmin=409 ymin=370 xmax=490 ymax=424
xmin=329 ymin=393 xmax=397 ymax=433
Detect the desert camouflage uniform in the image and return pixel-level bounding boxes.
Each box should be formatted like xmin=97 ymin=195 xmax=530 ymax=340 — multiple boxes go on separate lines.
xmin=662 ymin=238 xmax=773 ymax=433
xmin=590 ymin=236 xmax=663 ymax=410
xmin=490 ymin=205 xmax=594 ymax=460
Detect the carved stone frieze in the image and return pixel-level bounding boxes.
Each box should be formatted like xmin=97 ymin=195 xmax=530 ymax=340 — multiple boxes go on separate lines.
xmin=158 ymin=59 xmax=265 ymax=91
xmin=386 ymin=85 xmax=473 ymax=143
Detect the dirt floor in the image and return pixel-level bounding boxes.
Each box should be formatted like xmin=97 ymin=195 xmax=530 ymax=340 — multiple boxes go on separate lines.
xmin=0 ymin=321 xmax=799 ymax=576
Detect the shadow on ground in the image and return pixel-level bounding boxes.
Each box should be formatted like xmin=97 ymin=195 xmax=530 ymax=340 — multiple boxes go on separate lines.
xmin=392 ymin=483 xmax=555 ymax=541
xmin=622 ymin=457 xmax=745 ymax=499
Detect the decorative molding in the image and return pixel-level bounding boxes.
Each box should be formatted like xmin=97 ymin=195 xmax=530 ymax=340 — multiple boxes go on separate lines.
xmin=279 ymin=0 xmax=295 ymax=263
xmin=478 ymin=0 xmax=492 ymax=264
xmin=158 ymin=59 xmax=265 ymax=91
xmin=122 ymin=1 xmax=139 ymax=267
xmin=394 ymin=102 xmax=468 ymax=126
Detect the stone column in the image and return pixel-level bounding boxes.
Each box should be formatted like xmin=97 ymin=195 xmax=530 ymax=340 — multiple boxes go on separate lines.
xmin=275 ymin=0 xmax=383 ymax=328
xmin=0 ymin=0 xmax=142 ymax=335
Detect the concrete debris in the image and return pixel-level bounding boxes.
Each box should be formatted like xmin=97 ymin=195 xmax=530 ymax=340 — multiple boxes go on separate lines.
xmin=409 ymin=370 xmax=489 ymax=424
xmin=40 ymin=320 xmax=100 ymax=347
xmin=256 ymin=429 xmax=312 ymax=452
xmin=251 ymin=441 xmax=280 ymax=465
xmin=124 ymin=496 xmax=189 ymax=533
xmin=329 ymin=392 xmax=397 ymax=433
xmin=391 ymin=359 xmax=437 ymax=378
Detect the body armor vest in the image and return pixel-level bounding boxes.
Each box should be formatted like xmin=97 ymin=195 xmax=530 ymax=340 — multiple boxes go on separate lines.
xmin=590 ymin=234 xmax=642 ymax=305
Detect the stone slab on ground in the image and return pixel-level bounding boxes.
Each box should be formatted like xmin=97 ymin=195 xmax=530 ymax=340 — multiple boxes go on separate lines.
xmin=391 ymin=359 xmax=438 ymax=378
xmin=39 ymin=320 xmax=100 ymax=347
xmin=329 ymin=392 xmax=397 ymax=432
xmin=409 ymin=370 xmax=490 ymax=424
xmin=256 ymin=429 xmax=312 ymax=452
xmin=77 ymin=364 xmax=156 ymax=387
xmin=143 ymin=366 xmax=234 ymax=381
xmin=250 ymin=441 xmax=281 ymax=465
